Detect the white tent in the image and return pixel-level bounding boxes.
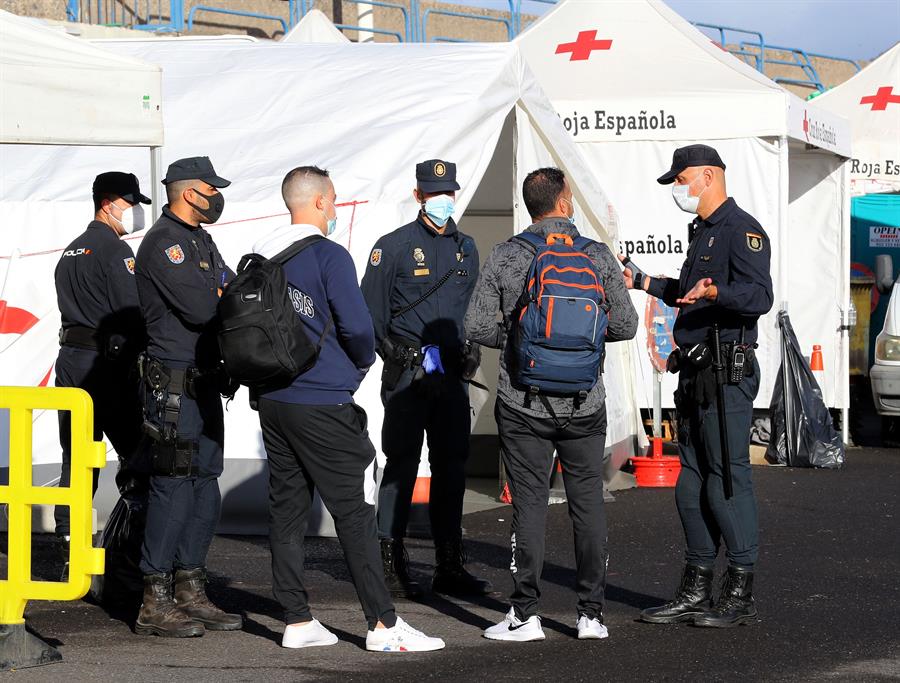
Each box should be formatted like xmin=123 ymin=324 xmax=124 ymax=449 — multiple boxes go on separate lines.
xmin=0 ymin=39 xmax=645 ymax=532
xmin=0 ymin=10 xmax=163 ymax=530
xmin=0 ymin=9 xmax=162 ymax=147
xmin=516 ymin=0 xmax=853 ymax=425
xmin=282 ymin=9 xmax=350 ymax=43
xmin=815 ymin=42 xmax=900 ymax=195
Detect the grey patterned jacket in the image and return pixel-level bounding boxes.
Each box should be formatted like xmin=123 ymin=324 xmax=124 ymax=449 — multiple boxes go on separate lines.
xmin=464 ymin=217 xmax=638 ymax=419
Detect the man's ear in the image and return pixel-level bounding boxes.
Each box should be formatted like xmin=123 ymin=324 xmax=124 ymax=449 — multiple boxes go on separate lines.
xmin=413 ymin=189 xmax=423 ymax=204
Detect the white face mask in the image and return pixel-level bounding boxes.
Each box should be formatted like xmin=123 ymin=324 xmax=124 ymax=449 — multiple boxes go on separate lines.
xmin=562 ymin=196 xmax=576 ymax=223
xmin=672 ymin=173 xmax=707 ymax=214
xmin=109 ymin=203 xmax=145 ymax=234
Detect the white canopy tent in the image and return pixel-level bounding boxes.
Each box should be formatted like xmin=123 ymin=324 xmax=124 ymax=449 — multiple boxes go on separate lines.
xmin=515 ymin=0 xmax=852 ymax=428
xmin=0 ymin=9 xmax=162 ymax=529
xmin=815 ymin=42 xmax=900 ymax=195
xmin=0 ymin=39 xmax=645 ymax=532
xmin=282 ymin=9 xmax=350 ymax=43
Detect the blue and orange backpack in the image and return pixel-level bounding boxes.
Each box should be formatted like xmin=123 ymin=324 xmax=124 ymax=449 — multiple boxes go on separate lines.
xmin=512 ymin=232 xmax=609 ymax=396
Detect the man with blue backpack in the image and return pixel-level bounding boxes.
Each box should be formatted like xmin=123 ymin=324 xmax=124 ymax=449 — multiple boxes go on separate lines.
xmin=464 ymin=167 xmax=637 ymax=642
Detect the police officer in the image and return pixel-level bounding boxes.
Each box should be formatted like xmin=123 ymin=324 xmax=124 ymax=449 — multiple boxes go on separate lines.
xmin=621 ymin=144 xmax=773 ymax=628
xmin=361 ymin=159 xmax=491 ymax=599
xmin=54 ymin=172 xmax=150 ymax=540
xmin=133 ymin=156 xmax=241 ymax=637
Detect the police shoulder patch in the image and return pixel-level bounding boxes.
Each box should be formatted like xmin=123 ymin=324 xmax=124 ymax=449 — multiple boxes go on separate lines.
xmin=745 ymin=232 xmax=764 ymax=253
xmin=123 ymin=257 xmax=135 ymax=274
xmin=165 ymin=244 xmax=185 ymax=264
xmin=370 ymin=248 xmax=382 ymax=267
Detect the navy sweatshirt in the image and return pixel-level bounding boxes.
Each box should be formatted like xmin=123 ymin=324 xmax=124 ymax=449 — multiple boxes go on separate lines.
xmin=255 ymin=224 xmax=375 ymax=405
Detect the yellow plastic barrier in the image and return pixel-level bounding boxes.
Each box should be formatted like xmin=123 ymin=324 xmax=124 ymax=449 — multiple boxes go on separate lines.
xmin=0 ymin=386 xmax=106 ymax=625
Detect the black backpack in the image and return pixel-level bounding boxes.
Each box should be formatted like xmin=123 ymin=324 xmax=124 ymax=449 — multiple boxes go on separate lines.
xmin=218 ymin=236 xmax=331 ymax=387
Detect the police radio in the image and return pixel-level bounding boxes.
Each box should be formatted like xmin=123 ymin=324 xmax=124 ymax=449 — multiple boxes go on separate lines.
xmin=728 ymin=328 xmax=747 ymax=385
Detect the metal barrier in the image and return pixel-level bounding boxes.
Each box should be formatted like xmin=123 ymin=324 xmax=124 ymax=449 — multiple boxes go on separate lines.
xmin=692 ymin=22 xmax=766 ymax=71
xmin=0 ymin=386 xmax=106 ymax=670
xmin=188 ymin=5 xmax=287 ymax=34
xmin=421 ymin=7 xmax=513 ymax=42
xmin=740 ymin=41 xmax=825 ymax=91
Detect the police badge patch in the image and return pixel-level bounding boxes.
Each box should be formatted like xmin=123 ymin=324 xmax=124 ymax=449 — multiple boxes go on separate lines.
xmin=370 ymin=248 xmax=382 ymax=266
xmin=165 ymin=244 xmax=185 ymax=264
xmin=745 ymin=232 xmax=763 ymax=252
xmin=413 ymin=247 xmax=425 ymax=266
xmin=123 ymin=257 xmax=135 ymax=274
xmin=434 ymin=162 xmax=446 ymax=177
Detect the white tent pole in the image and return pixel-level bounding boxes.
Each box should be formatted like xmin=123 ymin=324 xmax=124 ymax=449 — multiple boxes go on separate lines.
xmin=150 ymin=146 xmax=162 ymax=223
xmin=840 ymin=160 xmax=851 ymax=444
xmin=777 ymin=135 xmax=789 ymax=314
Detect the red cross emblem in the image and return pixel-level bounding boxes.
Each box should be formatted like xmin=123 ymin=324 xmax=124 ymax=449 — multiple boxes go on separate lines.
xmin=555 ymin=30 xmax=612 ymax=61
xmin=802 ymin=109 xmax=810 ymax=141
xmin=859 ymin=86 xmax=900 ymax=111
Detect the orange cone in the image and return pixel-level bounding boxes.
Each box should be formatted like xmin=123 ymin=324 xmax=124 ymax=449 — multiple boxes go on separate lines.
xmin=810 ymin=344 xmax=824 ymax=372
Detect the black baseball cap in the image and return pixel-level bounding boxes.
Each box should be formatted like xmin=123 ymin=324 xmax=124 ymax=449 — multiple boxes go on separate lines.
xmin=92 ymin=171 xmax=151 ymax=204
xmin=416 ymin=159 xmax=460 ymax=193
xmin=657 ymin=144 xmax=726 ymax=185
xmin=162 ymin=156 xmax=231 ymax=188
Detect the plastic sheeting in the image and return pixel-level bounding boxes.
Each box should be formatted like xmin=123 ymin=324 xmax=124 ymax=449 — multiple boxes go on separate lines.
xmin=767 ymin=312 xmax=844 ymax=468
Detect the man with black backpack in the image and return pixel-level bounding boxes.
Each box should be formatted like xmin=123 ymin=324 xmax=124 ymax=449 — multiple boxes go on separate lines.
xmin=464 ymin=167 xmax=637 ymax=642
xmin=251 ymin=166 xmax=444 ymax=652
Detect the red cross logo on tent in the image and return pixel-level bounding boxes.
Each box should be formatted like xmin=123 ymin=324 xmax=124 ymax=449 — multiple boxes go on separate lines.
xmin=555 ymin=30 xmax=612 ymax=61
xmin=0 ymin=299 xmax=52 ymax=386
xmin=802 ymin=109 xmax=810 ymax=141
xmin=859 ymin=86 xmax=900 ymax=111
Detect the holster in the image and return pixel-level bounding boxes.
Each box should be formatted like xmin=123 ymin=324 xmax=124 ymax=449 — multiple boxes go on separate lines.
xmin=140 ymin=355 xmax=200 ymax=477
xmin=380 ymin=336 xmax=422 ymax=391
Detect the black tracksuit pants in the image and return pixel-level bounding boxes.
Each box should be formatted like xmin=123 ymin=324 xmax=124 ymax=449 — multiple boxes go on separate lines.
xmin=259 ymin=398 xmax=396 ymax=630
xmin=495 ymin=398 xmax=609 ymax=621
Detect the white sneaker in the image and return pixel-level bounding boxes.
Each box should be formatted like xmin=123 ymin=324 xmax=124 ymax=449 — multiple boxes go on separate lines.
xmin=365 ymin=616 xmax=445 ymax=652
xmin=576 ymin=614 xmax=609 ymax=640
xmin=281 ymin=619 xmax=339 ymax=649
xmin=484 ymin=608 xmax=545 ymax=642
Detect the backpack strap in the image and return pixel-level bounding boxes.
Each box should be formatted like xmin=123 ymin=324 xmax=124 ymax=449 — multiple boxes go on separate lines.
xmin=511 ymin=232 xmax=542 ymax=312
xmin=571 ymin=235 xmax=595 ymax=251
xmin=271 ymin=234 xmax=326 ymax=264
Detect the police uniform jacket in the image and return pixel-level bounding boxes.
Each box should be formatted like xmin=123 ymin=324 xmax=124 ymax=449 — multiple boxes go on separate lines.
xmin=55 ymin=220 xmax=142 ymax=346
xmin=647 ymin=198 xmax=773 ymax=346
xmin=361 ymin=215 xmax=478 ymax=360
xmin=135 ymin=206 xmax=234 ymax=368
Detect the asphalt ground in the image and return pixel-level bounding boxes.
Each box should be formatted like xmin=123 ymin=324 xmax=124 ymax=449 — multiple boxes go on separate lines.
xmin=4 ymin=447 xmax=899 ymax=682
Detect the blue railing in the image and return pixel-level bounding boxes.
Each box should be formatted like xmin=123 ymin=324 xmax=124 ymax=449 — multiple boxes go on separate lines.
xmin=62 ymin=0 xmax=864 ymax=82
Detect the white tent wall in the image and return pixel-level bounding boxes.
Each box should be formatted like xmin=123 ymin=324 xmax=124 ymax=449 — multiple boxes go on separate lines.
xmin=786 ymin=144 xmax=851 ymax=408
xmin=0 ymin=41 xmax=642 ymax=534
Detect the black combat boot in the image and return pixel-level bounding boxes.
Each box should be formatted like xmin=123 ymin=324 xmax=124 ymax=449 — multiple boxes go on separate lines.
xmin=135 ymin=573 xmax=205 ymax=637
xmin=692 ymin=565 xmax=757 ymax=628
xmin=640 ymin=564 xmax=714 ymax=624
xmin=432 ymin=538 xmax=494 ymax=597
xmin=380 ymin=538 xmax=423 ymax=599
xmin=173 ymin=568 xmax=243 ymax=631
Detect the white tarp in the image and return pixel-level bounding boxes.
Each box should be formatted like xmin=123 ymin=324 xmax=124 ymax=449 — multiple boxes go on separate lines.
xmin=815 ymin=42 xmax=900 ymax=194
xmin=516 ymin=0 xmax=852 ymax=410
xmin=0 ymin=40 xmax=644 ymax=531
xmin=0 ymin=9 xmax=163 ymax=146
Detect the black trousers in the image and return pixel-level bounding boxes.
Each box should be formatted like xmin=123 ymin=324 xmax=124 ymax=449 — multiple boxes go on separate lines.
xmin=675 ymin=361 xmax=760 ymax=569
xmin=259 ymin=398 xmax=396 ymax=630
xmin=139 ymin=379 xmax=224 ymax=575
xmin=54 ymin=346 xmax=143 ymax=536
xmin=377 ymin=368 xmax=471 ymax=543
xmin=495 ymin=398 xmax=609 ymax=621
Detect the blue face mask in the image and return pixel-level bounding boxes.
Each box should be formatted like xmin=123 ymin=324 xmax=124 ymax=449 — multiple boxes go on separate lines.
xmin=322 ymin=199 xmax=338 ymax=236
xmin=423 ymin=194 xmax=455 ymax=227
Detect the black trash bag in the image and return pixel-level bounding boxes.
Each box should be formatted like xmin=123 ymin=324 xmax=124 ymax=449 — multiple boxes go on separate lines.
xmin=766 ymin=311 xmax=844 ymax=468
xmin=89 ymin=489 xmax=148 ymax=606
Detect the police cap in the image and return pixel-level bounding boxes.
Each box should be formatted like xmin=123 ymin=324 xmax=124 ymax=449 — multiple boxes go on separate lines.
xmin=416 ymin=159 xmax=460 ymax=193
xmin=657 ymin=144 xmax=726 ymax=185
xmin=92 ymin=171 xmax=151 ymax=205
xmin=162 ymin=156 xmax=231 ymax=188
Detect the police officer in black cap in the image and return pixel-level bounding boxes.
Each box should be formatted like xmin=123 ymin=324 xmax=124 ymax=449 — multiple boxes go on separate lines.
xmin=133 ymin=156 xmax=241 ymax=637
xmin=54 ymin=172 xmax=150 ymax=540
xmin=621 ymin=144 xmax=773 ymax=628
xmin=361 ymin=159 xmax=491 ymax=599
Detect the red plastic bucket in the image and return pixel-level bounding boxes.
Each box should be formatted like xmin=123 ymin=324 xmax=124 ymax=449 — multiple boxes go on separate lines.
xmin=631 ymin=455 xmax=681 ymax=488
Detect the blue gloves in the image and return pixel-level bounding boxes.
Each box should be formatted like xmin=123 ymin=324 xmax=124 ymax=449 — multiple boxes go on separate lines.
xmin=421 ymin=345 xmax=445 ymax=375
